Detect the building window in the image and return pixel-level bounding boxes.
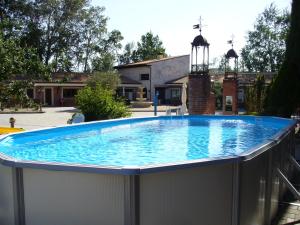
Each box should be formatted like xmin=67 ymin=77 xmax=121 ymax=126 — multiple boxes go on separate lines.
xmin=63 ymin=88 xmax=78 ymax=98
xmin=125 ymin=88 xmax=134 ymax=100
xmin=140 ymin=74 xmax=149 ymax=80
xmin=170 ymin=88 xmax=181 ymax=99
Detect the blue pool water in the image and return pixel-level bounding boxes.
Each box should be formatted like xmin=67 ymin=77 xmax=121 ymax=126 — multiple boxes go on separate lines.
xmin=0 ymin=116 xmax=294 ymax=167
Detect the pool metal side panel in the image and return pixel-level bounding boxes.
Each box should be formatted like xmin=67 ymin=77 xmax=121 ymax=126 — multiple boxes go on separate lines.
xmin=266 ymin=131 xmax=294 ymax=222
xmin=22 ymin=168 xmax=125 ymax=225
xmin=139 ymin=163 xmax=233 ymax=225
xmin=0 ymin=164 xmax=16 ymax=225
xmin=239 ymin=150 xmax=269 ymax=225
xmin=124 ymin=175 xmax=140 ymax=225
xmin=239 ymin=131 xmax=295 ymax=225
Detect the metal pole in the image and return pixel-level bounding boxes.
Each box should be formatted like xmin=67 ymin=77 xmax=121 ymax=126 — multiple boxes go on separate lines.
xmin=277 ymin=168 xmax=300 ymax=200
xmin=124 ymin=175 xmax=140 ymax=225
xmin=203 ymin=47 xmax=205 ymax=72
xmin=231 ymin=161 xmax=240 ymax=225
xmin=12 ymin=168 xmax=26 ymax=225
xmin=154 ymin=91 xmax=159 ymax=116
xmin=207 ymin=46 xmax=210 ymax=71
xmin=195 ymin=47 xmax=198 ymax=71
xmin=191 ymin=47 xmax=193 ymax=73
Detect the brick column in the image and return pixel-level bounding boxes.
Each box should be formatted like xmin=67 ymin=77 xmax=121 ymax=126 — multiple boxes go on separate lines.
xmin=188 ymin=74 xmax=215 ymax=115
xmin=222 ymin=78 xmax=238 ymax=115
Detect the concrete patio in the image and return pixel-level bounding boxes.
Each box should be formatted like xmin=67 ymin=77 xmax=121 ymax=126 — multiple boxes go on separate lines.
xmin=0 ymin=106 xmax=169 ymax=130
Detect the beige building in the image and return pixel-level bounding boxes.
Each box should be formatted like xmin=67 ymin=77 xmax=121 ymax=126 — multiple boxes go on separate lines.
xmin=115 ymin=55 xmax=190 ymax=105
xmin=27 ymin=55 xmax=190 ymax=106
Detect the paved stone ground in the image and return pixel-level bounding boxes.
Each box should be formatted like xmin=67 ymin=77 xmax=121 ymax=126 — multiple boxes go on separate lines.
xmin=272 ymin=139 xmax=300 ymax=225
xmin=272 ymin=202 xmax=300 ymax=225
xmin=0 ymin=106 xmax=169 ymax=130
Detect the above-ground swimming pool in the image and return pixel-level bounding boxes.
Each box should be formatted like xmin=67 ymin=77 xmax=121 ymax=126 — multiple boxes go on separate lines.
xmin=0 ymin=115 xmax=296 ymax=225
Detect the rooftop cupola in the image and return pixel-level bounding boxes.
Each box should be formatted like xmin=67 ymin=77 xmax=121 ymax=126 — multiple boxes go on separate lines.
xmin=224 ymin=37 xmax=238 ymax=79
xmin=191 ymin=17 xmax=210 ymax=74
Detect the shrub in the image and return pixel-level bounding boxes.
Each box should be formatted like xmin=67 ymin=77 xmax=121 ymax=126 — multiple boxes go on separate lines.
xmin=75 ymin=85 xmax=131 ymax=122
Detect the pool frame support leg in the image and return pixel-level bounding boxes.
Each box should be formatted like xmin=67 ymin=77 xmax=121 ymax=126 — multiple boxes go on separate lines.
xmin=124 ymin=175 xmax=140 ymax=225
xmin=232 ymin=162 xmax=240 ymax=225
xmin=264 ymin=150 xmax=273 ymax=225
xmin=12 ymin=168 xmax=26 ymax=225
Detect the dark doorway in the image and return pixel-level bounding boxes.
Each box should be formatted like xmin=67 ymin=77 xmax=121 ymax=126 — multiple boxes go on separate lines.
xmin=45 ymin=88 xmax=52 ymax=106
xmin=26 ymin=89 xmax=34 ymax=99
xmin=155 ymin=87 xmax=166 ymax=105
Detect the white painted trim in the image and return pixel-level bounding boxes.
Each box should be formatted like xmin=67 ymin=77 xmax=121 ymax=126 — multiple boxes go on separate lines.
xmin=35 ymin=83 xmax=142 ymax=88
xmin=34 ymin=83 xmax=86 ymax=87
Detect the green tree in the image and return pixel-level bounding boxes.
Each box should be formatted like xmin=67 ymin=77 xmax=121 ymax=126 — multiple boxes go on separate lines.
xmin=1 ymin=0 xmax=123 ymax=72
xmin=217 ymin=56 xmax=226 ymax=72
xmin=0 ymin=35 xmax=49 ymax=82
xmin=87 ymin=71 xmax=121 ymax=91
xmin=90 ymin=30 xmax=123 ymax=72
xmin=212 ymin=82 xmax=223 ymax=110
xmin=75 ymin=85 xmax=131 ymax=121
xmin=78 ymin=6 xmax=108 ymax=72
xmin=119 ymin=42 xmax=136 ymax=64
xmin=92 ymin=53 xmax=115 ymax=72
xmin=0 ymin=34 xmax=49 ymax=107
xmin=264 ymin=0 xmax=300 ymax=117
xmin=119 ymin=32 xmax=166 ymax=63
xmin=136 ymin=32 xmax=166 ymax=61
xmin=245 ymin=75 xmax=266 ymax=114
xmin=241 ymin=4 xmax=290 ymax=72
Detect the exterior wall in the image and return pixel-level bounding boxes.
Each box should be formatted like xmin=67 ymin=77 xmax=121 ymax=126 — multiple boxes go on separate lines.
xmin=117 ymin=67 xmax=151 ymax=99
xmin=34 ymin=87 xmax=56 ymax=106
xmin=117 ymin=55 xmax=189 ymax=101
xmin=150 ymin=55 xmax=189 ymax=100
xmin=53 ymin=87 xmax=62 ymax=106
xmin=34 ymin=86 xmax=83 ymax=106
xmin=23 ymin=168 xmax=125 ymax=225
xmin=139 ymin=164 xmax=233 ymax=225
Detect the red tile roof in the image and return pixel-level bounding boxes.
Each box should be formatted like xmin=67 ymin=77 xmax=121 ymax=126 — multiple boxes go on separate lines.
xmin=114 ymin=55 xmax=189 ymax=69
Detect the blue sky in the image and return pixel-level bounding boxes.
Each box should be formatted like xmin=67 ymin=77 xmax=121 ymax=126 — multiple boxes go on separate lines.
xmin=91 ymin=0 xmax=291 ymax=63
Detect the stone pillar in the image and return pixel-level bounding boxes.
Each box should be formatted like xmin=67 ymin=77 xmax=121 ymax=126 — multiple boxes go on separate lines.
xmin=188 ymin=74 xmax=215 ymax=115
xmin=222 ymin=77 xmax=238 ymax=115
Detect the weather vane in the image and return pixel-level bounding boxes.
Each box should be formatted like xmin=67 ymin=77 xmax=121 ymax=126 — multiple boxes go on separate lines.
xmin=193 ymin=16 xmax=206 ymax=34
xmin=227 ymin=34 xmax=235 ymax=48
